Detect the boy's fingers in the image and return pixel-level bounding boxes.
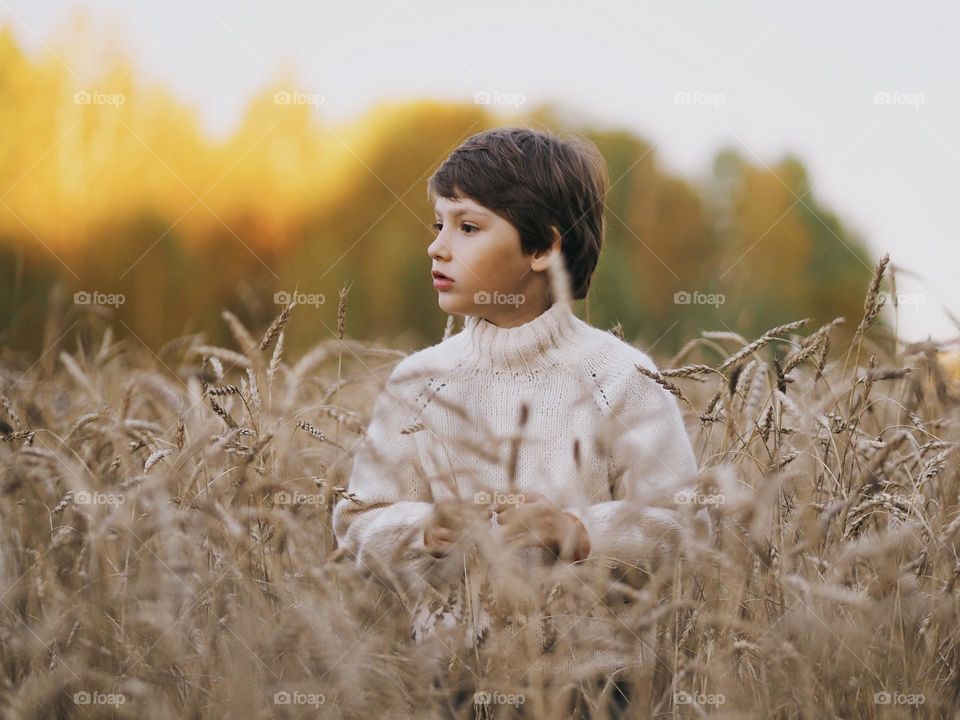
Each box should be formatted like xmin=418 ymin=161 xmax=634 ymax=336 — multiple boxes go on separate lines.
xmin=429 ymin=546 xmax=449 ymax=558
xmin=491 ymin=492 xmax=545 ymax=514
xmin=500 ymin=504 xmax=552 ymax=530
xmin=497 ymin=500 xmax=541 ymax=518
xmin=496 ymin=523 xmax=524 ymax=543
xmin=503 ymin=530 xmax=536 ymax=548
xmin=426 ymin=535 xmax=457 ymax=558
xmin=501 ymin=518 xmax=549 ymax=544
xmin=437 ymin=527 xmax=456 ymax=540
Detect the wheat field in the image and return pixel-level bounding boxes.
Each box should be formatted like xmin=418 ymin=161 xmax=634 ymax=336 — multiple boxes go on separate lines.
xmin=1 ymin=256 xmax=959 ymax=719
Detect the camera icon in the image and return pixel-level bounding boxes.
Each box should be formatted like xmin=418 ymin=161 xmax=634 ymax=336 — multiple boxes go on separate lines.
xmin=474 ymin=291 xmax=491 ymax=305
xmin=473 ymin=691 xmax=492 ymax=704
xmin=274 ymin=291 xmax=292 ymax=305
xmin=74 ymin=291 xmax=91 ymax=305
xmin=473 ymin=491 xmax=491 ymax=505
xmin=874 ymin=91 xmax=892 ymax=105
xmin=673 ymin=290 xmax=691 ymax=305
xmin=274 ymin=691 xmax=292 ymax=704
xmin=873 ymin=692 xmax=891 ymax=704
xmin=474 ymin=91 xmax=491 ymax=105
xmin=674 ymin=691 xmax=692 ymax=704
xmin=673 ymin=91 xmax=692 ymax=105
xmin=74 ymin=490 xmax=91 ymax=505
xmin=73 ymin=691 xmax=91 ymax=704
xmin=73 ymin=91 xmax=91 ymax=105
xmin=273 ymin=91 xmax=292 ymax=105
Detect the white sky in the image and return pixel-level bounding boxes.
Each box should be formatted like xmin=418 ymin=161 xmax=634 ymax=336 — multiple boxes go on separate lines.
xmin=3 ymin=0 xmax=958 ymax=343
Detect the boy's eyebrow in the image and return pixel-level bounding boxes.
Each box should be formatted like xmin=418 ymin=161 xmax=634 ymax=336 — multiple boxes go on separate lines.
xmin=434 ymin=206 xmax=490 ymax=218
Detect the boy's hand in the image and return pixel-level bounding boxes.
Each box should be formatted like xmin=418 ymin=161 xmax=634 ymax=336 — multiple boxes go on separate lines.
xmin=423 ymin=499 xmax=486 ymax=558
xmin=492 ymin=492 xmax=591 ymax=562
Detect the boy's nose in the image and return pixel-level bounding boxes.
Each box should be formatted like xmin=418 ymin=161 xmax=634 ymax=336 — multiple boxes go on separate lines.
xmin=428 ymin=234 xmax=450 ymax=260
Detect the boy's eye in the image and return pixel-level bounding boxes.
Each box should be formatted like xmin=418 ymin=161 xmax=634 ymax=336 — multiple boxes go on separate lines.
xmin=431 ymin=222 xmax=479 ymax=234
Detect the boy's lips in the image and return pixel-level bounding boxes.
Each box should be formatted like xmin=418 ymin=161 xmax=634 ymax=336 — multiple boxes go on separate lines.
xmin=432 ymin=269 xmax=455 ymax=292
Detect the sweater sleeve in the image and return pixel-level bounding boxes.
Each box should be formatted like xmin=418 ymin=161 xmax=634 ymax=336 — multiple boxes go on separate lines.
xmin=332 ymin=359 xmax=435 ymax=589
xmin=563 ymin=350 xmax=702 ymax=580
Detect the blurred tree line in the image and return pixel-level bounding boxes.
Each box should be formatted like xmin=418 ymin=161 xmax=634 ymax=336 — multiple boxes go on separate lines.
xmin=0 ymin=24 xmax=878 ymax=360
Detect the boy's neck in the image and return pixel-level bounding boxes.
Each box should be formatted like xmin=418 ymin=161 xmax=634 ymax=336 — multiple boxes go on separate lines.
xmin=472 ymin=296 xmax=555 ymax=329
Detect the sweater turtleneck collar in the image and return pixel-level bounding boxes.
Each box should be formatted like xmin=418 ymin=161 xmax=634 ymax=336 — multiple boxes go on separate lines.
xmin=458 ymin=300 xmax=583 ymax=373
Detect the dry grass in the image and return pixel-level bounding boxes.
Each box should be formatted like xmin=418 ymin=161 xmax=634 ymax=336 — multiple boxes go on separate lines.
xmin=1 ymin=259 xmax=959 ymax=719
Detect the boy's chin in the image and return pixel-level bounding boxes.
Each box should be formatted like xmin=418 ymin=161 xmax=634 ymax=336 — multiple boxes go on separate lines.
xmin=436 ymin=295 xmax=464 ymax=315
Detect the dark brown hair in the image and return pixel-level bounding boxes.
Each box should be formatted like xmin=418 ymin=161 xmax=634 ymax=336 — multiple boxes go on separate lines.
xmin=426 ymin=127 xmax=609 ymax=300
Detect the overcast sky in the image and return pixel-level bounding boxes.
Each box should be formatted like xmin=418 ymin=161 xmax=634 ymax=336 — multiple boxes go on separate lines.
xmin=4 ymin=0 xmax=958 ymax=343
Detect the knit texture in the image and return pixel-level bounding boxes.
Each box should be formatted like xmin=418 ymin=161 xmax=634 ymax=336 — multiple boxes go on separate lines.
xmin=332 ymin=299 xmax=701 ymax=682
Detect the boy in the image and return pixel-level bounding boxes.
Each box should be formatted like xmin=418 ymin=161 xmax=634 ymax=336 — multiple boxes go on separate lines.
xmin=333 ymin=127 xmax=702 ymax=715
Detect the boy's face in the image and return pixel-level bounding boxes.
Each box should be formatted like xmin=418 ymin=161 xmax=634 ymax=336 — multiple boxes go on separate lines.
xmin=428 ymin=192 xmax=557 ymax=326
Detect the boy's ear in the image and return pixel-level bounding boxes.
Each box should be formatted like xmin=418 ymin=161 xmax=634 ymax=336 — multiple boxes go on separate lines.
xmin=530 ymin=226 xmax=562 ymax=272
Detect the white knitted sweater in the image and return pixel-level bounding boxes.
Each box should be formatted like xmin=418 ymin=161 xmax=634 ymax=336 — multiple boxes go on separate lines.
xmin=332 ymin=300 xmax=701 ymax=681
